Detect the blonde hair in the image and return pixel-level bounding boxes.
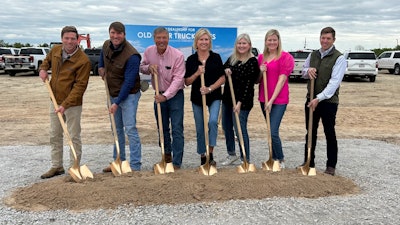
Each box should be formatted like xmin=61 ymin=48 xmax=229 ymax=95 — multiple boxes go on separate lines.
xmin=229 ymin=33 xmax=253 ymax=65
xmin=262 ymin=29 xmax=282 ymax=60
xmin=192 ymin=28 xmax=212 ymax=51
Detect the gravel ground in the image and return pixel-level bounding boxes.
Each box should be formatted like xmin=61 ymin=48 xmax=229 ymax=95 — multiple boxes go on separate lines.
xmin=1 ymin=139 xmax=399 ymax=225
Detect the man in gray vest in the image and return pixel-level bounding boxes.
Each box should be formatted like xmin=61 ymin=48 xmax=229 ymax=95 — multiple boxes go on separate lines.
xmin=300 ymin=27 xmax=346 ymax=176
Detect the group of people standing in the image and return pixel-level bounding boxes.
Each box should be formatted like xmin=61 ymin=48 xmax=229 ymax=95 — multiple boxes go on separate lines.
xmin=39 ymin=22 xmax=345 ymax=180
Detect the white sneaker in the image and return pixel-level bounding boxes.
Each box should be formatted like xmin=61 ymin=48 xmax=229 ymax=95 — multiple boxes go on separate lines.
xmin=221 ymin=155 xmax=239 ymax=166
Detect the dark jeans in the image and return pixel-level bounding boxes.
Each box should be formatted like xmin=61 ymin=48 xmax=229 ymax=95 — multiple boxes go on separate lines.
xmin=304 ymin=100 xmax=338 ymax=168
xmin=222 ymin=102 xmax=251 ymax=162
xmin=154 ymin=89 xmax=184 ymax=167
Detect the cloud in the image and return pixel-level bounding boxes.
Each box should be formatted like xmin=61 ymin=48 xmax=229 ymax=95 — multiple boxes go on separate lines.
xmin=1 ymin=0 xmax=400 ymax=51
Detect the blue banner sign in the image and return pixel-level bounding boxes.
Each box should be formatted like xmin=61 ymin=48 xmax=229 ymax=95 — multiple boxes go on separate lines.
xmin=125 ymin=25 xmax=237 ymax=63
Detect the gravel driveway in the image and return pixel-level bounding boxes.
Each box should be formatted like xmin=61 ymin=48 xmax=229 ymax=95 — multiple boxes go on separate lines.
xmin=1 ymin=139 xmax=399 ymax=225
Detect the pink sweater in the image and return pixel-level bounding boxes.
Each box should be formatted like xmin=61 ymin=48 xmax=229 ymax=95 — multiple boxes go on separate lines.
xmin=257 ymin=51 xmax=294 ymax=104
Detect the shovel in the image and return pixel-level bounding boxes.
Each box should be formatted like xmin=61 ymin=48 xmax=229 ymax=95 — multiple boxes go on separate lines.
xmin=199 ymin=65 xmax=217 ymax=176
xmin=45 ymin=79 xmax=93 ymax=182
xmin=260 ymin=71 xmax=281 ymax=172
xmin=226 ymin=75 xmax=257 ymax=173
xmin=299 ymin=78 xmax=316 ymax=176
xmin=153 ymin=71 xmax=174 ymax=174
xmin=104 ymin=78 xmax=132 ymax=176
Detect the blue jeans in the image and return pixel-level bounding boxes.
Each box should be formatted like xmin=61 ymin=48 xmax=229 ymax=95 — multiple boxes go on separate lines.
xmin=192 ymin=100 xmax=221 ymax=155
xmin=260 ymin=103 xmax=287 ymax=161
xmin=222 ymin=102 xmax=251 ymax=161
xmin=154 ymin=89 xmax=184 ymax=167
xmin=111 ymin=92 xmax=142 ymax=170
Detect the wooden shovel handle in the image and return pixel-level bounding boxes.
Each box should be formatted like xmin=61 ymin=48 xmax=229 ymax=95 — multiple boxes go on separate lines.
xmin=262 ymin=71 xmax=273 ymax=159
xmin=45 ymin=79 xmax=78 ymax=162
xmin=104 ymin=78 xmax=122 ymax=160
xmin=227 ymin=75 xmax=247 ymax=161
xmin=153 ymin=71 xmax=165 ymax=155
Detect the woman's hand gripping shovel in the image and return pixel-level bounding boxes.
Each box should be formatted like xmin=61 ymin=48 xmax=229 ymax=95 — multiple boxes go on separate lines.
xmin=199 ymin=61 xmax=217 ymax=176
xmin=45 ymin=79 xmax=93 ymax=182
xmin=153 ymin=71 xmax=174 ymax=174
xmin=226 ymin=74 xmax=256 ymax=173
xmin=261 ymin=71 xmax=281 ymax=172
xmin=104 ymin=78 xmax=132 ymax=176
xmin=298 ymin=78 xmax=316 ymax=176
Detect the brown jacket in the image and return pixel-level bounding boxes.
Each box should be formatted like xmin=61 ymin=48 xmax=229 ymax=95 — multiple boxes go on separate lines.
xmin=40 ymin=45 xmax=91 ymax=109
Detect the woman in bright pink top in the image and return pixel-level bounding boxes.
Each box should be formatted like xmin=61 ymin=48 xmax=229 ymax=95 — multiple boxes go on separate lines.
xmin=257 ymin=29 xmax=294 ymax=169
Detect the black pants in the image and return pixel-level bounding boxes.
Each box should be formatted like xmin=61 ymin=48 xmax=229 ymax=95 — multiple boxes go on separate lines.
xmin=304 ymin=100 xmax=338 ymax=168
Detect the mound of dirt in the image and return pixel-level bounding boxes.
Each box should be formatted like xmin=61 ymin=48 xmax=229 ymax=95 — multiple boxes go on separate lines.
xmin=5 ymin=168 xmax=359 ymax=212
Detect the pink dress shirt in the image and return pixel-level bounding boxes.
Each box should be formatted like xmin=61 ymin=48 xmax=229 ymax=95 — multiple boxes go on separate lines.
xmin=140 ymin=45 xmax=185 ymax=100
xmin=257 ymin=51 xmax=294 ymax=104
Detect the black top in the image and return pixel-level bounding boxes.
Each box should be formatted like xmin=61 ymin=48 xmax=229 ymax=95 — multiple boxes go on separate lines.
xmin=222 ymin=57 xmax=260 ymax=110
xmin=185 ymin=51 xmax=225 ymax=106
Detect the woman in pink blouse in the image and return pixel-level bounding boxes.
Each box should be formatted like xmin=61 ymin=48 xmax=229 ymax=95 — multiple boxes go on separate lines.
xmin=258 ymin=29 xmax=294 ymax=169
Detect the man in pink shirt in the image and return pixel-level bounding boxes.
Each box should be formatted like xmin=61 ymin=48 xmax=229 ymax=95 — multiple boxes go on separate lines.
xmin=140 ymin=26 xmax=186 ymax=169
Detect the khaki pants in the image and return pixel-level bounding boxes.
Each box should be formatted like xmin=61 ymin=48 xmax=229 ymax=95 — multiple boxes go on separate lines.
xmin=49 ymin=103 xmax=82 ymax=168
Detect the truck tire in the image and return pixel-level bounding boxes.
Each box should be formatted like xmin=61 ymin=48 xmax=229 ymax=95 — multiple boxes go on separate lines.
xmin=93 ymin=64 xmax=99 ymax=75
xmin=35 ymin=61 xmax=42 ymax=75
xmin=8 ymin=71 xmax=16 ymax=77
xmin=394 ymin=64 xmax=400 ymax=75
xmin=369 ymin=76 xmax=376 ymax=82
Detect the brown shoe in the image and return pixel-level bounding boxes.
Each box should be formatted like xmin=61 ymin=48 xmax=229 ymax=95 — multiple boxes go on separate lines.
xmin=324 ymin=167 xmax=335 ymax=176
xmin=165 ymin=153 xmax=172 ymax=163
xmin=102 ymin=165 xmax=112 ymax=173
xmin=173 ymin=165 xmax=180 ymax=170
xmin=40 ymin=167 xmax=65 ymax=179
xmin=64 ymin=175 xmax=75 ymax=182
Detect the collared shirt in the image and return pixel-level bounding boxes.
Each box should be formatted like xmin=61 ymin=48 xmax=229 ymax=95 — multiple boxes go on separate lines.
xmin=302 ymin=46 xmax=346 ymax=101
xmin=140 ymin=45 xmax=185 ymax=100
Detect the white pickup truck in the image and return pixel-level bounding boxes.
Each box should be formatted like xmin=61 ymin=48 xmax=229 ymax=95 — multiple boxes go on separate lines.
xmin=0 ymin=47 xmax=20 ymax=70
xmin=4 ymin=47 xmax=49 ymax=76
xmin=377 ymin=50 xmax=400 ymax=75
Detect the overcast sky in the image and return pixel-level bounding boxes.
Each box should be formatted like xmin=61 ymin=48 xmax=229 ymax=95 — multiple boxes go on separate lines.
xmin=1 ymin=0 xmax=399 ymax=52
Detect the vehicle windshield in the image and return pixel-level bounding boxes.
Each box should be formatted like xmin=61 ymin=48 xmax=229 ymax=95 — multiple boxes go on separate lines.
xmin=347 ymin=53 xmax=376 ymax=60
xmin=20 ymin=48 xmax=46 ymax=55
xmin=289 ymin=51 xmax=311 ymax=59
xmin=0 ymin=49 xmax=12 ymax=55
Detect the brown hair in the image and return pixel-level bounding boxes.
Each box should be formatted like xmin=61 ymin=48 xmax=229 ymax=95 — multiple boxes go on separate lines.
xmin=109 ymin=21 xmax=125 ymax=34
xmin=61 ymin=26 xmax=78 ymax=39
xmin=262 ymin=29 xmax=282 ymax=59
xmin=320 ymin=27 xmax=336 ymax=39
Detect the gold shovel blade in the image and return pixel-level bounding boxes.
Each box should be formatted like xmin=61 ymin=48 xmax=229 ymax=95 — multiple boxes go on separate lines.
xmin=308 ymin=167 xmax=316 ymax=176
xmin=154 ymin=161 xmax=175 ymax=175
xmin=199 ymin=163 xmax=217 ymax=176
xmin=248 ymin=163 xmax=257 ymax=172
xmin=154 ymin=163 xmax=165 ymax=175
xmin=80 ymin=165 xmax=94 ymax=179
xmin=165 ymin=162 xmax=175 ymax=173
xmin=121 ymin=161 xmax=132 ymax=174
xmin=110 ymin=161 xmax=122 ymax=176
xmin=237 ymin=162 xmax=257 ymax=173
xmin=68 ymin=167 xmax=83 ymax=183
xmin=262 ymin=160 xmax=273 ymax=171
xmin=272 ymin=160 xmax=281 ymax=172
xmin=299 ymin=165 xmax=309 ymax=175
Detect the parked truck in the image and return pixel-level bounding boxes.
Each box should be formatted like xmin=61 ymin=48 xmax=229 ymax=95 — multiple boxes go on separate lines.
xmin=4 ymin=47 xmax=49 ymax=76
xmin=84 ymin=48 xmax=101 ymax=75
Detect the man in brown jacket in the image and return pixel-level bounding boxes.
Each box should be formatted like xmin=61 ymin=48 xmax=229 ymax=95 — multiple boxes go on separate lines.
xmin=39 ymin=26 xmax=91 ymax=179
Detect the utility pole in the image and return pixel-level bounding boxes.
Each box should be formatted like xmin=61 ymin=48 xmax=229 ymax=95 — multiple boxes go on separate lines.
xmin=304 ymin=37 xmax=307 ymax=49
